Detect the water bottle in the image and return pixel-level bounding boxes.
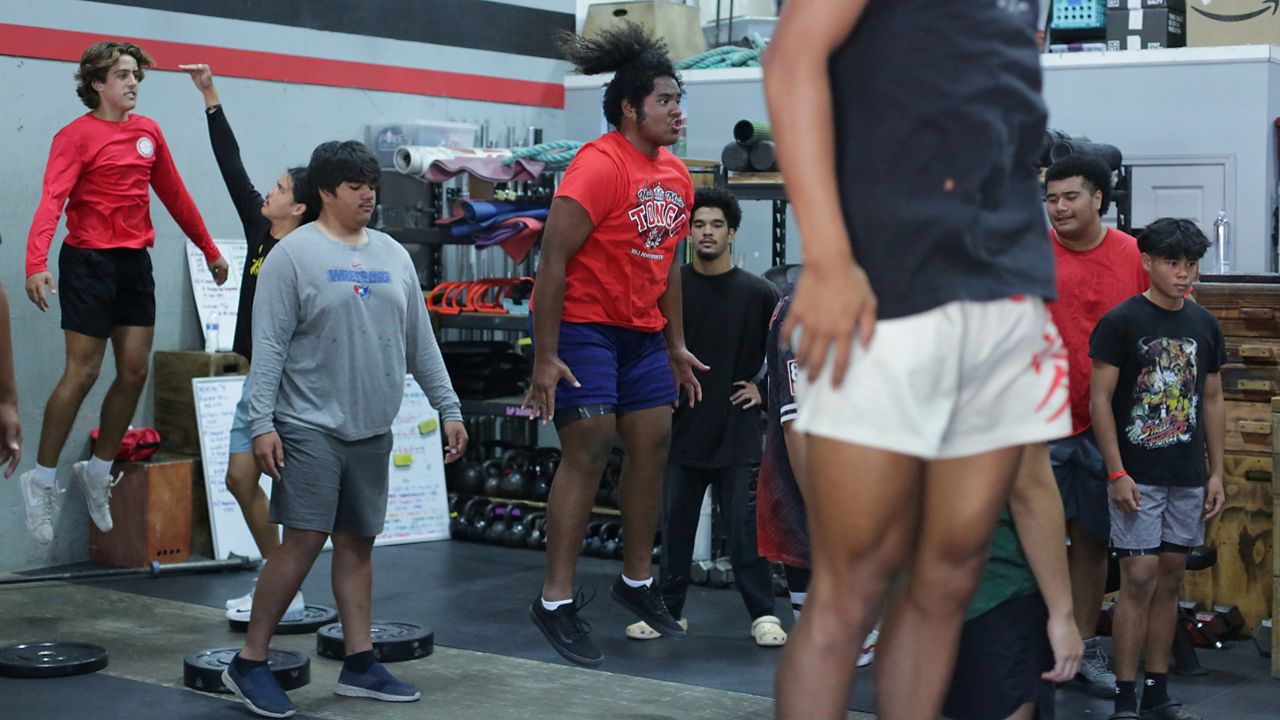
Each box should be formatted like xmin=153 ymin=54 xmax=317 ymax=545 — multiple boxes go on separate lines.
xmin=1213 ymin=211 xmax=1231 ymax=274
xmin=204 ymin=315 xmax=220 ymax=353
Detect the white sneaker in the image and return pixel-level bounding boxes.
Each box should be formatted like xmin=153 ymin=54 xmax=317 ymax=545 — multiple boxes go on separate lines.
xmin=72 ymin=461 xmax=120 ymax=533
xmin=225 ymin=591 xmax=306 ymax=623
xmin=857 ymin=628 xmax=878 ymax=667
xmin=226 ymin=587 xmax=255 ymax=610
xmin=19 ymin=470 xmax=63 ymax=544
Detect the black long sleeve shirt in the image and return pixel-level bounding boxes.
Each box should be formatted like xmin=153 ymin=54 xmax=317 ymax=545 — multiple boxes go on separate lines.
xmin=206 ymin=105 xmax=279 ymax=362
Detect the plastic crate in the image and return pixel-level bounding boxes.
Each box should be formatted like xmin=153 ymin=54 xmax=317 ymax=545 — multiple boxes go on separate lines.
xmin=1051 ymin=0 xmax=1106 ymax=30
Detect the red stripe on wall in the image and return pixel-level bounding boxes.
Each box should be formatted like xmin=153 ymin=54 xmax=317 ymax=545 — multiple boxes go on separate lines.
xmin=0 ymin=22 xmax=564 ymax=109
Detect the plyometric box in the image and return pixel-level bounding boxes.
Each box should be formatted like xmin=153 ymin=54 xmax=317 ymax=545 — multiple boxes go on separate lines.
xmin=154 ymin=351 xmax=248 ymax=456
xmin=90 ymin=458 xmax=193 ymax=567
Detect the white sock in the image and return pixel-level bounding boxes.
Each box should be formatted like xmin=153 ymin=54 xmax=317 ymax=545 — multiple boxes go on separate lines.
xmin=30 ymin=465 xmax=57 ymax=489
xmin=789 ymin=591 xmax=807 ymax=620
xmin=621 ymin=574 xmax=652 ymax=589
xmin=541 ymin=597 xmax=573 ymax=611
xmin=87 ymin=455 xmax=114 ymax=481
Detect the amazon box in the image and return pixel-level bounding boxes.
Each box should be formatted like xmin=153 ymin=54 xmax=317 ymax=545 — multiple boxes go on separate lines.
xmin=1106 ymin=8 xmax=1187 ymax=49
xmin=1106 ymin=1 xmax=1186 ymax=9
xmin=1187 ymin=0 xmax=1280 ymax=46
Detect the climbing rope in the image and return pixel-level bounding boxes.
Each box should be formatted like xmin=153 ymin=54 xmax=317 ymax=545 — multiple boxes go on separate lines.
xmin=503 ymin=140 xmax=583 ymax=171
xmin=676 ymin=33 xmax=768 ymax=70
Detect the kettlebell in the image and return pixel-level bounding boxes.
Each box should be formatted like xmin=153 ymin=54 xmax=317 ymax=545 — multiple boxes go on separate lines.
xmin=482 ymin=458 xmax=504 ymax=498
xmin=453 ymin=458 xmax=484 ymax=496
xmin=530 ymin=447 xmax=561 ymax=502
xmin=500 ymin=447 xmax=533 ymax=500
xmin=601 ymin=521 xmax=623 ymax=559
xmin=468 ymin=499 xmax=494 ymax=542
xmin=505 ymin=505 xmax=529 ymax=547
xmin=484 ymin=504 xmax=510 ymax=545
xmin=584 ymin=520 xmax=608 ymax=557
xmin=525 ymin=512 xmax=547 ymax=550
xmin=456 ymin=497 xmax=489 ymax=541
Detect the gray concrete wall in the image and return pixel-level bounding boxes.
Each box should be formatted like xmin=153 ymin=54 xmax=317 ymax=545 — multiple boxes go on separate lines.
xmin=0 ymin=0 xmax=569 ymax=572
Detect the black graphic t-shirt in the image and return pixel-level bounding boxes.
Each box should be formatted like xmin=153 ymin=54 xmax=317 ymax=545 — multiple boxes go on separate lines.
xmin=1089 ymin=295 xmax=1225 ymax=487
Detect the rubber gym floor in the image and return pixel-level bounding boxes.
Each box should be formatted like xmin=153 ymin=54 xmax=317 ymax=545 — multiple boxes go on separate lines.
xmin=1 ymin=541 xmax=1274 ymax=719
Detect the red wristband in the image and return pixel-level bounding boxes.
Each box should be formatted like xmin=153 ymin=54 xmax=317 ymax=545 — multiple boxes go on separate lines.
xmin=1107 ymin=470 xmax=1128 ymax=482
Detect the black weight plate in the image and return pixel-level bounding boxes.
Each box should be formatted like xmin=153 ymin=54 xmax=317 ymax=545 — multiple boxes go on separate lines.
xmin=315 ymin=622 xmax=434 ymax=663
xmin=182 ymin=648 xmax=310 ymax=694
xmin=0 ymin=641 xmax=108 ymax=679
xmin=228 ymin=605 xmax=338 ymax=635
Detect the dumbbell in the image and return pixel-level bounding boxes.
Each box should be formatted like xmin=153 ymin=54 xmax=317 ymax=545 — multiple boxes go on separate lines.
xmin=709 ymin=557 xmax=735 ymax=588
xmin=1212 ymin=604 xmax=1245 ymax=639
xmin=691 ymin=559 xmax=714 ymax=586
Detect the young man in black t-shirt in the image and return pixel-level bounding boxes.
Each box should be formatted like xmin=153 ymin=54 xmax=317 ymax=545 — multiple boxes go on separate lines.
xmin=626 ymin=187 xmax=784 ymax=644
xmin=181 ymin=63 xmax=320 ymax=621
xmin=1090 ymin=218 xmax=1226 ymax=720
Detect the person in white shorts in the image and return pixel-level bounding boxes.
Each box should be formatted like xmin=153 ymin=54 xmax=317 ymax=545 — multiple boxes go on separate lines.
xmin=764 ymin=2 xmax=1071 ymax=718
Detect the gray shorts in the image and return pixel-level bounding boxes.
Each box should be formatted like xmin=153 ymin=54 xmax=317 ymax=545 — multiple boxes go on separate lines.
xmin=1049 ymin=430 xmax=1109 ymax=541
xmin=1109 ymin=483 xmax=1205 ymax=552
xmin=268 ymin=422 xmax=394 ymax=537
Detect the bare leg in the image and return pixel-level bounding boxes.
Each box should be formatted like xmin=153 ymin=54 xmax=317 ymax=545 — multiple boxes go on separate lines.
xmin=241 ymin=527 xmax=327 ymax=660
xmin=1112 ymin=555 xmax=1160 ymax=683
xmin=226 ymin=452 xmax=280 ymax=558
xmin=616 ymin=405 xmax=672 ymax=582
xmin=1142 ymin=552 xmax=1187 ymax=675
xmin=876 ymin=445 xmax=1022 ymax=720
xmin=331 ymin=532 xmax=377 ymax=656
xmin=92 ymin=325 xmax=154 ymax=461
xmin=35 ymin=331 xmax=108 ymax=467
xmin=541 ymin=415 xmax=617 ymax=601
xmin=774 ymin=437 xmax=921 ymax=720
xmin=1067 ymin=521 xmax=1110 ymax=637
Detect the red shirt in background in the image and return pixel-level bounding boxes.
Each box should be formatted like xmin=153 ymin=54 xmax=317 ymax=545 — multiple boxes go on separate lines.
xmin=553 ymin=131 xmax=693 ymax=332
xmin=26 ymin=113 xmax=221 ymax=277
xmin=1049 ymin=226 xmax=1149 ymax=435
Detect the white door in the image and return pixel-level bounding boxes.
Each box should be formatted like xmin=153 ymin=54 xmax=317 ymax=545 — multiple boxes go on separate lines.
xmin=1126 ymin=163 xmax=1230 ymax=273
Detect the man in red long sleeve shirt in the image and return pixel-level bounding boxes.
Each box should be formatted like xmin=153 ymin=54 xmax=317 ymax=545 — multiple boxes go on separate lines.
xmin=18 ymin=40 xmax=229 ymax=544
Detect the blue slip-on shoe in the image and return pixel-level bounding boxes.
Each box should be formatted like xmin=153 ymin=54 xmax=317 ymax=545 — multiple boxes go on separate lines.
xmin=335 ymin=660 xmax=421 ymax=702
xmin=222 ymin=661 xmax=295 ymax=718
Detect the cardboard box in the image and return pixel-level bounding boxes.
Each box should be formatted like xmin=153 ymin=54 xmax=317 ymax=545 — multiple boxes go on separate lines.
xmin=584 ymin=1 xmax=706 ymax=61
xmin=1106 ymin=8 xmax=1186 ymax=49
xmin=1188 ymin=0 xmax=1280 ymax=46
xmin=1106 ymin=0 xmax=1186 ymax=10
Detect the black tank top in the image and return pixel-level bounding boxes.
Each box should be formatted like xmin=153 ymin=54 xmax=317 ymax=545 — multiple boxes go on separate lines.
xmin=829 ymin=0 xmax=1055 ymax=319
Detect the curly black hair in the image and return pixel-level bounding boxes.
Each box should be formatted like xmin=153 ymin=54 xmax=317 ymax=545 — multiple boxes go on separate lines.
xmin=1137 ymin=218 xmax=1211 ymax=261
xmin=558 ymin=22 xmax=682 ymax=128
xmin=1045 ymin=154 xmax=1113 ymax=216
xmin=693 ymin=187 xmax=742 ymax=231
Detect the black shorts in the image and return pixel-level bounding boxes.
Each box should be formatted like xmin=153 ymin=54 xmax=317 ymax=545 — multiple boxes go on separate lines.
xmin=943 ymin=592 xmax=1055 ymax=720
xmin=58 ymin=244 xmax=156 ymax=338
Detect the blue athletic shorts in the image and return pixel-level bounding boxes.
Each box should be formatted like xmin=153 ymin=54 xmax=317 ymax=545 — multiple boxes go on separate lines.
xmin=548 ymin=321 xmax=678 ymax=417
xmin=228 ymin=375 xmax=253 ymax=454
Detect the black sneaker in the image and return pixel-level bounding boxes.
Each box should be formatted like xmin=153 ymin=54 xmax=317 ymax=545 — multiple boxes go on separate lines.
xmin=610 ymin=576 xmax=687 ymax=637
xmin=529 ymin=589 xmax=604 ymax=667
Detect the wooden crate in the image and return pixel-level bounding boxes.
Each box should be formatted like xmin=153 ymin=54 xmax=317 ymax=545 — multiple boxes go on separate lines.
xmin=1180 ymin=454 xmax=1274 ymax=632
xmin=89 ymin=458 xmax=193 ymax=567
xmin=154 ymin=351 xmax=247 ymax=455
xmin=1273 ymin=396 xmax=1280 ymax=680
xmin=1194 ymin=281 xmax=1280 ymax=338
xmin=1225 ymin=401 xmax=1273 ymax=454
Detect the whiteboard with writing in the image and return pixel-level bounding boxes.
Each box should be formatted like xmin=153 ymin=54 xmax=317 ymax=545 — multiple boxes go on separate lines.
xmin=193 ymin=375 xmax=450 ymax=560
xmin=187 ymin=239 xmax=248 ymax=352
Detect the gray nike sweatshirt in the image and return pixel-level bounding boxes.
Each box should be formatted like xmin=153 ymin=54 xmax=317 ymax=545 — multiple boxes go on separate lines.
xmin=248 ymin=223 xmax=461 ymax=440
